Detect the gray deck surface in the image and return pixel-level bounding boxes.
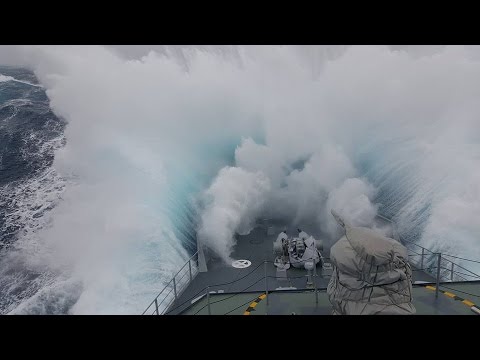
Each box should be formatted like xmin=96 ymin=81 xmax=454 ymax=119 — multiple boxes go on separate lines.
xmin=181 ymin=282 xmax=480 ymax=315
xmin=163 ymin=219 xmax=472 ymax=315
xmin=166 ymin=221 xmax=329 ymax=315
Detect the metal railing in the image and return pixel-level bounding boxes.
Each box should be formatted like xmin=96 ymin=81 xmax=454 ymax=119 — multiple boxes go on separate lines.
xmin=142 ymin=251 xmax=199 ymax=315
xmin=184 ymin=259 xmax=326 ymax=315
xmin=172 ymin=252 xmax=480 ymax=315
xmin=376 ymin=214 xmax=480 ymax=297
xmin=145 ymin=248 xmax=480 ymax=315
xmin=144 ymin=214 xmax=480 ymax=314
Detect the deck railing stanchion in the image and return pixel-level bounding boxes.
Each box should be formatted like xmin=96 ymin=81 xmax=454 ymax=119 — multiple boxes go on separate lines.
xmin=421 ymin=248 xmax=425 ymax=270
xmin=154 ymin=298 xmax=159 ymax=315
xmin=207 ymin=286 xmax=211 ymax=315
xmin=436 ymin=253 xmax=441 ymax=298
xmin=264 ymin=260 xmax=269 ymax=315
xmin=189 ymin=259 xmax=192 ymax=282
xmin=173 ymin=277 xmax=177 ymax=300
xmin=451 ymin=262 xmax=454 ymax=281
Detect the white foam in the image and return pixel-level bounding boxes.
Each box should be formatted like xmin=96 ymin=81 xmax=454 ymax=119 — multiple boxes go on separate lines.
xmin=198 ymin=167 xmax=270 ymax=262
xmin=0 ymin=74 xmax=14 ymax=82
xmin=1 ymin=45 xmax=480 ymax=313
xmin=0 ymin=73 xmax=43 ymax=87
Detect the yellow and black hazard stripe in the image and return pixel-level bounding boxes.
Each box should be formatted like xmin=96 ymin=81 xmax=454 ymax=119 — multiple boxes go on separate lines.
xmin=425 ymin=285 xmax=480 ymax=314
xmin=243 ymin=293 xmax=267 ymax=315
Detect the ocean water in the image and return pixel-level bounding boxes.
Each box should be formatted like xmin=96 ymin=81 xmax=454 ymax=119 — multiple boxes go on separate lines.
xmin=2 ymin=45 xmax=480 ymax=314
xmin=0 ymin=66 xmax=66 ymax=313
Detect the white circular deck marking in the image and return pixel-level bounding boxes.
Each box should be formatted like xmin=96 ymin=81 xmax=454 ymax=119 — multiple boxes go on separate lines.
xmin=232 ymin=259 xmax=252 ymax=269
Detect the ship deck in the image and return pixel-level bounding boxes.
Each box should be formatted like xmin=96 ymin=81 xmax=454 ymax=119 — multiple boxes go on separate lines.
xmin=178 ymin=282 xmax=480 ymax=315
xmin=161 ymin=220 xmax=480 ymax=315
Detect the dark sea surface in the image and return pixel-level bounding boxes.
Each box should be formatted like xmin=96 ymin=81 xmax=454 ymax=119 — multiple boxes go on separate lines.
xmin=0 ymin=66 xmax=66 ymax=313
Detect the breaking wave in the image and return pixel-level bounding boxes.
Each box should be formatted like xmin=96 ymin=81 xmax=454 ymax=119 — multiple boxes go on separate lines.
xmin=1 ymin=45 xmax=480 ymax=314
